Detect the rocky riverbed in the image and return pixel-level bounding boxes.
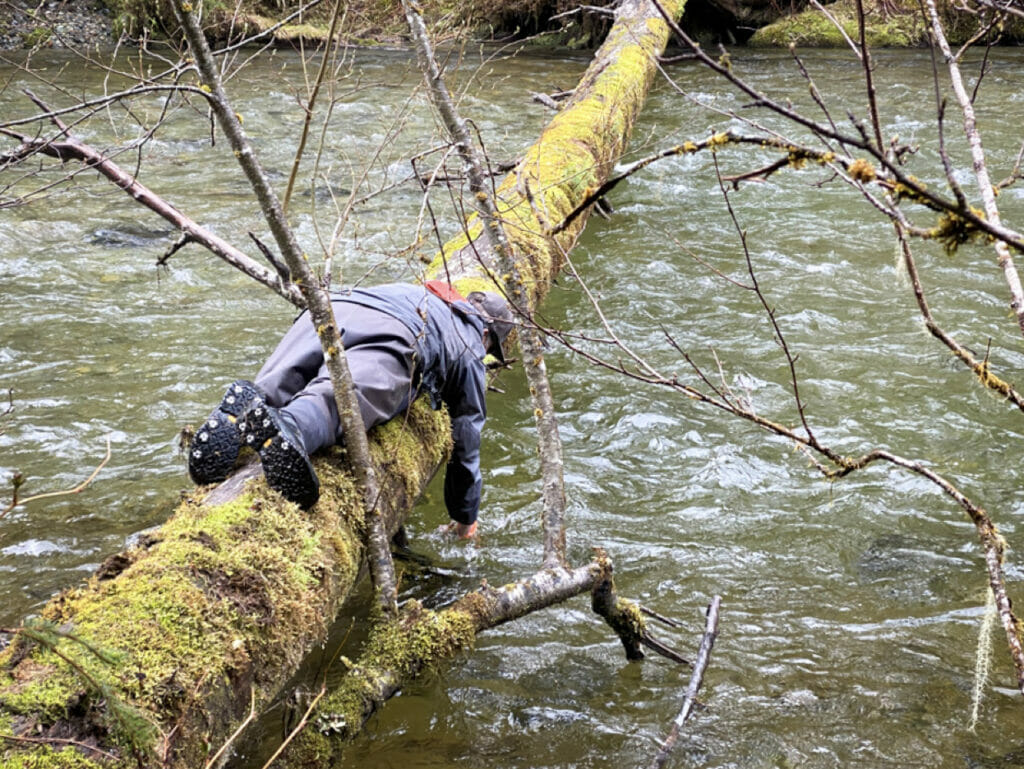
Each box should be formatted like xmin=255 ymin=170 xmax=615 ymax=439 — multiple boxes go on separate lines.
xmin=0 ymin=0 xmax=114 ymax=51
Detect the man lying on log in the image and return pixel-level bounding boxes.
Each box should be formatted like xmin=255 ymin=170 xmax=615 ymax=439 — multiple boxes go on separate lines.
xmin=185 ymin=281 xmax=513 ymax=538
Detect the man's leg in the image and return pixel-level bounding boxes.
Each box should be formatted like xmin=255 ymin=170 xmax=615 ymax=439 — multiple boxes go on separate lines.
xmin=279 ymin=309 xmax=418 ymax=455
xmin=242 ymin=304 xmax=418 ymax=508
xmin=254 ymin=311 xmax=325 ymax=408
xmin=189 ymin=311 xmax=321 ymax=486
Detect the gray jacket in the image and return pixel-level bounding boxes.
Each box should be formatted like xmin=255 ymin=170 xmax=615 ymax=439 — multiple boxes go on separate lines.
xmin=333 ymin=284 xmax=488 ymax=525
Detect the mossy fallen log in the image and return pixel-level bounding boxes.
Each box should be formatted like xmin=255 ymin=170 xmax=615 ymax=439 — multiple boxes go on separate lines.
xmin=283 ymin=560 xmax=609 ymax=765
xmin=747 ymin=0 xmax=1024 ymax=47
xmin=279 ymin=0 xmax=691 ymax=762
xmin=0 ymin=405 xmax=450 ymax=768
xmin=0 ymin=1 xmax=684 ymax=766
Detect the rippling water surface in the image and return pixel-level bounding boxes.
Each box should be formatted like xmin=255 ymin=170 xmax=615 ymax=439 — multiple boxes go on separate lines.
xmin=3 ymin=43 xmax=1024 ymax=768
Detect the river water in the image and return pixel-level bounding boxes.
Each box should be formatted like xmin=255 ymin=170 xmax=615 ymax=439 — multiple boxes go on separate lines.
xmin=3 ymin=42 xmax=1024 ymax=768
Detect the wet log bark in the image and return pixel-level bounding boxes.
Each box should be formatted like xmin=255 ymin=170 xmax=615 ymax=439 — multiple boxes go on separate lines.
xmin=0 ymin=1 xmax=684 ymax=767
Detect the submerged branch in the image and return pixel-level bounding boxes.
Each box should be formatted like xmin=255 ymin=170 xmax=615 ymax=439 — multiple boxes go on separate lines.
xmin=591 ymin=562 xmax=690 ymax=664
xmin=283 ymin=549 xmax=689 ymax=762
xmin=281 ymin=559 xmax=607 ymax=761
xmin=650 ymin=596 xmax=722 ymax=769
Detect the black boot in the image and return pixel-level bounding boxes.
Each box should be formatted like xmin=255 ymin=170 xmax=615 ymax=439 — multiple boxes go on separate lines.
xmin=240 ymin=397 xmax=320 ymax=509
xmin=188 ymin=380 xmax=263 ymax=485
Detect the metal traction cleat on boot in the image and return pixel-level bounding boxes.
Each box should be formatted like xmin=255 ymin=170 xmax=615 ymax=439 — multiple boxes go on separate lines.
xmin=239 ymin=396 xmax=320 ymax=510
xmin=188 ymin=379 xmax=263 ymax=486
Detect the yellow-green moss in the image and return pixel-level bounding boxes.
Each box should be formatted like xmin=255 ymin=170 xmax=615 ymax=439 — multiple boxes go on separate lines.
xmin=748 ymin=0 xmax=1022 ymax=47
xmin=306 ymin=601 xmax=478 ymax=741
xmin=22 ymin=26 xmax=52 ymax=47
xmin=929 ymin=209 xmax=987 ymax=255
xmin=0 ymin=400 xmax=449 ymax=762
xmin=615 ymin=598 xmax=647 ymax=637
xmin=0 ymin=745 xmax=112 ymax=769
xmin=1 ymin=450 xmax=376 ymax=763
xmin=368 ymin=398 xmax=451 ymax=503
xmin=0 ymin=657 xmax=80 ymax=723
xmin=423 ymin=0 xmax=680 ymax=313
xmin=0 ymin=483 xmax=360 ymax=758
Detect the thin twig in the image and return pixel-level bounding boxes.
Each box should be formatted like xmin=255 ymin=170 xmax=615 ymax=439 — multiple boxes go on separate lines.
xmin=713 ymin=154 xmax=820 ymax=452
xmin=174 ymin=0 xmax=399 ymax=616
xmin=203 ymin=684 xmax=257 ymax=769
xmin=650 ymin=596 xmax=722 ymax=769
xmin=646 ymin=0 xmax=1024 ymax=254
xmin=2 ymin=436 xmax=111 ymax=522
xmin=0 ymin=389 xmax=12 ymax=436
xmin=281 ymin=0 xmax=345 ymax=214
xmin=0 ymin=734 xmax=119 ymax=761
xmin=2 ymin=95 xmax=303 ymax=306
xmin=640 ymin=604 xmax=685 ymax=629
xmin=896 ymin=224 xmax=1024 ymax=412
xmin=259 ymin=681 xmax=327 ymax=769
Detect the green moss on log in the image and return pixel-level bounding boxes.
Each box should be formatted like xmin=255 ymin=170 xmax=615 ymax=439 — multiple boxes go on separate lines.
xmin=428 ymin=1 xmax=682 ymax=310
xmin=368 ymin=403 xmax=452 ymax=502
xmin=285 ymin=600 xmax=478 ymax=763
xmin=0 ymin=397 xmax=450 ymax=768
xmin=749 ymin=0 xmax=1024 ymax=47
xmin=0 ymin=745 xmax=111 ymax=769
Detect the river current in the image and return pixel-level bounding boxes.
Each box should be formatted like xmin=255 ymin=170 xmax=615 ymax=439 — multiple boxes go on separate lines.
xmin=3 ymin=43 xmax=1024 ymax=768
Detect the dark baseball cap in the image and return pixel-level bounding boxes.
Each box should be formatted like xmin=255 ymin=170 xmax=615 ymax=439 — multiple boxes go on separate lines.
xmin=467 ymin=290 xmax=514 ymax=363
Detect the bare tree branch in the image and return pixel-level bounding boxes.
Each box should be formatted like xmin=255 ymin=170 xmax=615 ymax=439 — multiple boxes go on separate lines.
xmin=1 ymin=92 xmax=305 ymax=305
xmin=401 ymin=0 xmax=568 ymax=566
xmin=927 ymin=0 xmax=1024 ymax=335
xmin=172 ymin=0 xmax=399 ymax=616
xmin=2 ymin=437 xmax=111 ymax=523
xmin=281 ymin=0 xmax=345 ymax=214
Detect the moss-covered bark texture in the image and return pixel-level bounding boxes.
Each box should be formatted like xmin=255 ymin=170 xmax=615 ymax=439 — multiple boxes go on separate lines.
xmin=0 ymin=405 xmax=449 ymax=768
xmin=748 ymin=0 xmax=1024 ymax=47
xmin=0 ymin=1 xmax=682 ymax=767
xmin=429 ymin=0 xmax=685 ymax=306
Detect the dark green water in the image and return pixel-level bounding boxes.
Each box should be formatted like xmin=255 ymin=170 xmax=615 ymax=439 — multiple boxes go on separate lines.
xmin=3 ymin=43 xmax=1024 ymax=768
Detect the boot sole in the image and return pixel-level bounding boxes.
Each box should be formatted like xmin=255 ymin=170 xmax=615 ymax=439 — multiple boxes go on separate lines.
xmin=188 ymin=380 xmax=261 ymax=485
xmin=241 ymin=399 xmax=320 ymax=509
xmin=259 ymin=436 xmax=320 ymax=510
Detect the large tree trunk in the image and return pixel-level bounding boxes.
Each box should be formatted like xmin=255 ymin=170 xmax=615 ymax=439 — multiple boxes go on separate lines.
xmin=0 ymin=2 xmax=684 ymax=767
